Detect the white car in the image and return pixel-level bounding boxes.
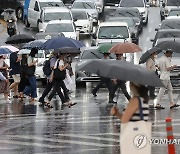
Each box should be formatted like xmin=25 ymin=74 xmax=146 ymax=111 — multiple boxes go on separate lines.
xmin=71 ymin=10 xmax=93 ymax=34
xmin=38 ymin=7 xmax=73 ymax=31
xmin=71 ymin=0 xmax=99 ymax=24
xmin=24 ymin=0 xmax=65 ymax=28
xmin=93 ymin=22 xmax=132 ymax=46
xmin=166 ymin=8 xmax=180 ymax=19
xmin=44 ymin=20 xmax=78 ymax=40
xmin=118 ymin=0 xmax=149 ymax=24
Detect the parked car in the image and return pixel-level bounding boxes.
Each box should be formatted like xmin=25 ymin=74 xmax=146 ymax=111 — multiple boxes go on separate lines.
xmin=71 ymin=0 xmax=99 ymax=24
xmin=114 ymin=7 xmax=143 ymax=33
xmin=151 ymin=29 xmax=180 ymax=47
xmin=155 ymin=19 xmax=180 ymax=31
xmin=23 ymin=0 xmax=65 ymax=28
xmin=43 ymin=20 xmax=78 ymax=40
xmin=118 ymin=0 xmax=149 ymax=24
xmin=0 ymin=0 xmax=24 ymax=19
xmin=92 ymin=21 xmax=132 ymax=46
xmin=38 ymin=7 xmax=73 ymax=32
xmin=71 ymin=10 xmax=93 ymax=34
xmin=107 ymin=17 xmax=139 ymax=44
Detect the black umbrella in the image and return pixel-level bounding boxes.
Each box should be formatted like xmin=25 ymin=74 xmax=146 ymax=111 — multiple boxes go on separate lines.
xmin=77 ymin=59 xmax=164 ymax=87
xmin=139 ymin=47 xmax=161 ymax=64
xmin=155 ymin=41 xmax=180 ymax=53
xmin=5 ymin=34 xmax=35 ymax=44
xmin=53 ymin=47 xmax=81 ymax=54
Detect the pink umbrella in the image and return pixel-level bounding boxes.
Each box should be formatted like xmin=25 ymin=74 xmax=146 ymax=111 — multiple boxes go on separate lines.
xmin=1 ymin=45 xmax=19 ymax=52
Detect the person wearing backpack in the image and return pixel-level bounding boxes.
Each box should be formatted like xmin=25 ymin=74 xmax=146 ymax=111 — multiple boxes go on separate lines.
xmin=38 ymin=53 xmax=57 ymax=107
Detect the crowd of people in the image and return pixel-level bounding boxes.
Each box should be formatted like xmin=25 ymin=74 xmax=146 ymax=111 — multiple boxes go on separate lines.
xmin=0 ymin=47 xmax=76 ymax=108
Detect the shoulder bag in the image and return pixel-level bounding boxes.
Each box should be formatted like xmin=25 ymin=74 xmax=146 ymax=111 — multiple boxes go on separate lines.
xmin=53 ymin=60 xmax=66 ymax=81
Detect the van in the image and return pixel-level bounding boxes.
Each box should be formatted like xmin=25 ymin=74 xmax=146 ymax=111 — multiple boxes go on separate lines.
xmin=92 ymin=22 xmax=132 ymax=46
xmin=23 ymin=0 xmax=65 ymax=28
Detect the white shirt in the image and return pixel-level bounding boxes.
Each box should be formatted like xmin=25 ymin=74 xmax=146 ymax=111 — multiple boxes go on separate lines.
xmin=158 ymin=55 xmax=171 ymax=80
xmin=54 ymin=59 xmax=64 ymax=68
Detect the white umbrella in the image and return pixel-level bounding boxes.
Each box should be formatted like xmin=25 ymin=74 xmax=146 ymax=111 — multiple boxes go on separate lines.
xmin=18 ymin=49 xmax=31 ymax=54
xmin=1 ymin=45 xmax=19 ymax=52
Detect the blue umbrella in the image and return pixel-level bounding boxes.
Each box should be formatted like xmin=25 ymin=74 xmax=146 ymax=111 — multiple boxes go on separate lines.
xmin=22 ymin=40 xmax=46 ymax=49
xmin=41 ymin=37 xmax=85 ymax=50
xmin=0 ymin=47 xmax=12 ymax=54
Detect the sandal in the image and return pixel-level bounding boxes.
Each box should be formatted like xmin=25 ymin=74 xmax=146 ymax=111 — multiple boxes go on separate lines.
xmin=155 ymin=104 xmax=165 ymax=109
xmin=170 ymin=104 xmax=180 ymax=109
xmin=44 ymin=102 xmax=53 ymax=108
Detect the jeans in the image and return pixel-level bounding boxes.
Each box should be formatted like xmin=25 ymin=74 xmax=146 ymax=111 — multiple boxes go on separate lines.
xmin=23 ymin=75 xmax=37 ymax=98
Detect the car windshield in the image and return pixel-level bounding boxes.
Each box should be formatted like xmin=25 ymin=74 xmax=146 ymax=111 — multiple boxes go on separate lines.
xmin=98 ymin=26 xmax=129 ymax=39
xmin=72 ymin=2 xmax=95 ymax=9
xmin=120 ymin=0 xmax=144 ymax=7
xmin=72 ymin=12 xmax=88 ymax=20
xmin=169 ymin=10 xmax=180 ymax=16
xmin=39 ymin=2 xmax=64 ymax=8
xmin=109 ymin=18 xmax=135 ymax=27
xmin=167 ymin=0 xmax=180 ymax=6
xmin=161 ymin=21 xmax=180 ymax=29
xmin=157 ymin=31 xmax=180 ymax=38
xmin=45 ymin=23 xmax=74 ymax=33
xmin=44 ymin=12 xmax=71 ymax=22
xmin=115 ymin=10 xmax=139 ymax=18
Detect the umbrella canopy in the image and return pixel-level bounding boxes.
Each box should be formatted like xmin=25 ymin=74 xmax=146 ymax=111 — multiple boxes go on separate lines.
xmin=5 ymin=34 xmax=35 ymax=44
xmin=0 ymin=47 xmax=12 ymax=54
xmin=139 ymin=47 xmax=161 ymax=64
xmin=41 ymin=37 xmax=85 ymax=50
xmin=109 ymin=42 xmax=142 ymax=54
xmin=54 ymin=47 xmax=81 ymax=54
xmin=155 ymin=41 xmax=180 ymax=53
xmin=0 ymin=45 xmax=19 ymax=52
xmin=22 ymin=40 xmax=46 ymax=49
xmin=97 ymin=43 xmax=114 ymax=54
xmin=77 ymin=59 xmax=164 ymax=87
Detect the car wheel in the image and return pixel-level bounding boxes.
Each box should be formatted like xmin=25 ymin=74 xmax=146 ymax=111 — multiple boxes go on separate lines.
xmin=37 ymin=21 xmax=40 ymax=32
xmin=24 ymin=17 xmax=30 ymax=27
xmin=16 ymin=7 xmax=23 ymax=19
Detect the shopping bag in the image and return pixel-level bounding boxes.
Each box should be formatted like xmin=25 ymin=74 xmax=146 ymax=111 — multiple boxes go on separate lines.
xmin=120 ymin=97 xmax=152 ymax=154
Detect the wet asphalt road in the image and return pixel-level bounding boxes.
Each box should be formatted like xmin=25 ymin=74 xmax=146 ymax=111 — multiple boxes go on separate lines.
xmin=0 ymin=6 xmax=180 ymax=154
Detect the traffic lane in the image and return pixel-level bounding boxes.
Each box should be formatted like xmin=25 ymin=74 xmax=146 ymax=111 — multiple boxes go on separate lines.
xmin=0 ymin=88 xmax=180 ymax=153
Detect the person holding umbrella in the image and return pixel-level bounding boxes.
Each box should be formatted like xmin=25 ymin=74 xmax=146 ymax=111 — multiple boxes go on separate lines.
xmin=109 ymin=54 xmax=131 ymax=103
xmin=146 ymin=51 xmax=158 ymax=99
xmin=155 ymin=49 xmax=180 ymax=109
xmin=92 ymin=52 xmax=112 ymax=98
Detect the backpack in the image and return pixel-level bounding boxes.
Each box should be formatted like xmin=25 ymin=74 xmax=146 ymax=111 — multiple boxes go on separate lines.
xmin=43 ymin=60 xmax=52 ymax=77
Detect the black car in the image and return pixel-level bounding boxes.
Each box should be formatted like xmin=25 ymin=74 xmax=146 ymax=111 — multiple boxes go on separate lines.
xmin=155 ymin=19 xmax=180 ymax=31
xmin=113 ymin=7 xmax=143 ymax=33
xmin=107 ymin=17 xmax=139 ymax=44
xmin=151 ymin=29 xmax=180 ymax=46
xmin=0 ymin=0 xmax=24 ymax=19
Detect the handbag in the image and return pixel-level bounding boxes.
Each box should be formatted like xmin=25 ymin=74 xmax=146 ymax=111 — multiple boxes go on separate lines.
xmin=120 ymin=97 xmax=152 ymax=154
xmin=26 ymin=57 xmax=35 ymax=76
xmin=53 ymin=60 xmax=66 ymax=81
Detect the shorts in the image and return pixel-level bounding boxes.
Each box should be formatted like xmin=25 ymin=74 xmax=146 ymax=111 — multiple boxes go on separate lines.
xmin=12 ymin=74 xmax=20 ymax=83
